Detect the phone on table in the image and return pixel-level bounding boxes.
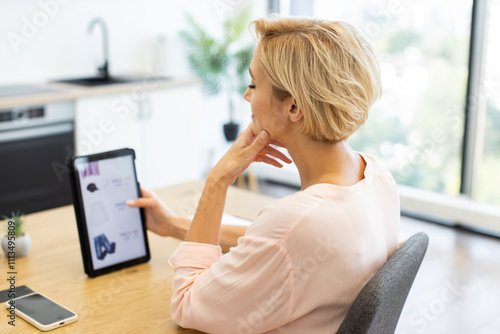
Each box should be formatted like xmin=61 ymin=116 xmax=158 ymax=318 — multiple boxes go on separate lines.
xmin=6 ymin=292 xmax=78 ymax=331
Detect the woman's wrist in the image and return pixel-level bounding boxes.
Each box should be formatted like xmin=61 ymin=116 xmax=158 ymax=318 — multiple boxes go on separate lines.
xmin=207 ymin=167 xmax=234 ymax=188
xmin=170 ymin=217 xmax=190 ymax=240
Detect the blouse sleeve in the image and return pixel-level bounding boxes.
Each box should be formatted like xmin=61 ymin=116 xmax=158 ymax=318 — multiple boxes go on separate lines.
xmin=168 ymin=236 xmax=294 ymax=333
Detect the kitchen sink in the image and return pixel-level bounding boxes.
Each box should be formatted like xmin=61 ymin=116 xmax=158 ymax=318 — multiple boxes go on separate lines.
xmin=55 ymin=18 xmax=169 ymax=88
xmin=53 ymin=75 xmax=169 ymax=87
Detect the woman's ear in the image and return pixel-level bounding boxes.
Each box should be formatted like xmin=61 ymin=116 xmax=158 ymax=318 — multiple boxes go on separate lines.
xmin=288 ymin=98 xmax=303 ymax=123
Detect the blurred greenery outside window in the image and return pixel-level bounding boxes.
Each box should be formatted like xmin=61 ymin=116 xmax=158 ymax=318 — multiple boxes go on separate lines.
xmin=271 ymin=0 xmax=500 ymax=207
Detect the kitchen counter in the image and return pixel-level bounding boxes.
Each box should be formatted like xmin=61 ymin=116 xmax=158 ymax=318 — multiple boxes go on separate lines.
xmin=0 ymin=76 xmax=201 ymax=109
xmin=0 ymin=75 xmax=203 ymax=193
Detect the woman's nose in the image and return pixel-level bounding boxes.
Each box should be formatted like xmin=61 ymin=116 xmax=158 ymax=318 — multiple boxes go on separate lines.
xmin=243 ymin=87 xmax=251 ymax=102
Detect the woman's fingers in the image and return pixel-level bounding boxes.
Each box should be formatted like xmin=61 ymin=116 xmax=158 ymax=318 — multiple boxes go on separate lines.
xmin=140 ymin=187 xmax=156 ymax=198
xmin=255 ymin=154 xmax=284 ymax=168
xmin=127 ymin=197 xmax=157 ymax=208
xmin=268 ymin=138 xmax=287 ymax=148
xmin=255 ymin=146 xmax=292 ymax=164
xmin=257 ymin=144 xmax=292 ymax=164
xmin=212 ymin=123 xmax=292 ymax=182
xmin=253 ymin=141 xmax=293 ymax=167
xmin=127 ymin=187 xmax=157 ymax=207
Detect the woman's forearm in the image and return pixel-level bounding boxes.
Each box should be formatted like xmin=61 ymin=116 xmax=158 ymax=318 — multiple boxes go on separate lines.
xmin=219 ymin=224 xmax=246 ymax=252
xmin=173 ymin=216 xmax=246 ymax=252
xmin=185 ymin=172 xmax=231 ymax=247
xmin=180 ymin=126 xmax=285 ymax=250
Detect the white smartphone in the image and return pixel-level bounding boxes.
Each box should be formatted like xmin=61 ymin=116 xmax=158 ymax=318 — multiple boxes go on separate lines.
xmin=6 ymin=292 xmax=78 ymax=331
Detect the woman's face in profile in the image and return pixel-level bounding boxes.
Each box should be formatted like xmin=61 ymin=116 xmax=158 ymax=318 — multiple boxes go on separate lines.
xmin=243 ymin=49 xmax=289 ymax=139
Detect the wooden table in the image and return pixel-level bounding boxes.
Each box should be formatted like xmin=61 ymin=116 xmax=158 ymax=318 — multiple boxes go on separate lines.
xmin=0 ymin=180 xmax=276 ymax=333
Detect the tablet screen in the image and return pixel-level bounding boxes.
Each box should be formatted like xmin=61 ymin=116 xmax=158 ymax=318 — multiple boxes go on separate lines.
xmin=73 ymin=152 xmax=147 ymax=271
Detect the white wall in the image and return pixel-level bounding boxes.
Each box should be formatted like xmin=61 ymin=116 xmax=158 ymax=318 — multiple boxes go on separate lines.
xmin=1 ymin=0 xmax=268 ymax=175
xmin=1 ymin=0 xmax=267 ymax=82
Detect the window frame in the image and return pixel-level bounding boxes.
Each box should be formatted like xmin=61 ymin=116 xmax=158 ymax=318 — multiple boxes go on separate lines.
xmin=460 ymin=0 xmax=488 ymax=198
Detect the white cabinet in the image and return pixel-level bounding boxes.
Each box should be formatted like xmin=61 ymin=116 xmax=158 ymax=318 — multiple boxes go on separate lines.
xmin=74 ymin=93 xmax=142 ymax=154
xmin=141 ymin=87 xmax=201 ymax=188
xmin=75 ymin=84 xmax=202 ymax=189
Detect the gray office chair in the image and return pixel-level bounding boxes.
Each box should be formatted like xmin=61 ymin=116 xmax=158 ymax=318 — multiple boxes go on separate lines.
xmin=337 ymin=232 xmax=429 ymax=334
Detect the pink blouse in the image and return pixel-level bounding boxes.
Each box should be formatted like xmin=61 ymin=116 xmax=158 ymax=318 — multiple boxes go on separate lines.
xmin=168 ymin=153 xmax=400 ymax=333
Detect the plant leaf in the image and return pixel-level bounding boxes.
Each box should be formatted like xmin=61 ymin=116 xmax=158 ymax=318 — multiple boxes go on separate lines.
xmin=179 ymin=8 xmax=254 ymax=99
xmin=234 ymin=45 xmax=255 ymax=95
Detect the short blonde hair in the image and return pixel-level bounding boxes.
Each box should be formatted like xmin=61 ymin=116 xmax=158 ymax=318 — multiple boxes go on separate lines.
xmin=250 ymin=16 xmax=382 ymax=142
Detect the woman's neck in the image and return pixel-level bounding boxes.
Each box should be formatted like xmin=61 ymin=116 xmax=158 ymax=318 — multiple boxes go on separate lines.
xmin=283 ymin=135 xmax=366 ymax=190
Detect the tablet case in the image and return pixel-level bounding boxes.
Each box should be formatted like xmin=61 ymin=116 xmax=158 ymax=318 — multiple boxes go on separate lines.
xmin=67 ymin=148 xmax=150 ymax=277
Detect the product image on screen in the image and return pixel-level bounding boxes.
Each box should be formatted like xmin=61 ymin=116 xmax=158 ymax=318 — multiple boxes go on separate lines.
xmin=13 ymin=293 xmax=76 ymax=326
xmin=74 ymin=154 xmax=147 ymax=271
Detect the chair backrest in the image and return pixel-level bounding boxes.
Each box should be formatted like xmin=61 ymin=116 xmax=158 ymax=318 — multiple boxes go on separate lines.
xmin=337 ymin=232 xmax=429 ymax=334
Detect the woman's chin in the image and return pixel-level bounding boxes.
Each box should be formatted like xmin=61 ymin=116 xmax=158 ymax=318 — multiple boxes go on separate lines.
xmin=251 ymin=121 xmax=259 ymax=136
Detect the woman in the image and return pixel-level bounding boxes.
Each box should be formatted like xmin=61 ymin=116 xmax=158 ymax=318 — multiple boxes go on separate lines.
xmin=127 ymin=16 xmax=400 ymax=333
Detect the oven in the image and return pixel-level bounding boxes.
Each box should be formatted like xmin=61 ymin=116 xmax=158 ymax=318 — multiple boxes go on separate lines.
xmin=0 ymin=100 xmax=75 ymax=217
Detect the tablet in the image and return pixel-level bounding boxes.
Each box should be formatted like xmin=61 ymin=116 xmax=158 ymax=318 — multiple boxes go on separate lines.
xmin=68 ymin=148 xmax=150 ymax=277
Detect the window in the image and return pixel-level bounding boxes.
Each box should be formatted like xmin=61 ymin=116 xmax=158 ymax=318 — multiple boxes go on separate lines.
xmin=273 ymin=0 xmax=472 ymax=196
xmin=268 ymin=0 xmax=500 ymax=231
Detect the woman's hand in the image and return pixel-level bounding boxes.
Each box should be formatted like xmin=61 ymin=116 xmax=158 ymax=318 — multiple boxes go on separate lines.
xmin=127 ymin=188 xmax=187 ymax=239
xmin=211 ymin=124 xmax=292 ymax=185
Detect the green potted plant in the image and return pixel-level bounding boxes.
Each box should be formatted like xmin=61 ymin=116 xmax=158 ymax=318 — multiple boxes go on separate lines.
xmin=1 ymin=210 xmax=31 ymax=257
xmin=180 ymin=7 xmax=254 ymax=141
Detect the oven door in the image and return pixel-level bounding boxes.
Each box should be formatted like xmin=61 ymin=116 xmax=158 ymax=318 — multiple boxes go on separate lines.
xmin=0 ymin=122 xmax=74 ymax=217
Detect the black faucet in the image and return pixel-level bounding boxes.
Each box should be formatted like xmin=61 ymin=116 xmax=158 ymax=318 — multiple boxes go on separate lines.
xmin=88 ymin=18 xmax=109 ymax=79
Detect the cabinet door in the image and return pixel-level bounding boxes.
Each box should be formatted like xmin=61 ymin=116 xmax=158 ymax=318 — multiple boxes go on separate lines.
xmin=142 ymin=85 xmax=202 ymax=188
xmin=74 ymin=94 xmax=146 ymax=181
